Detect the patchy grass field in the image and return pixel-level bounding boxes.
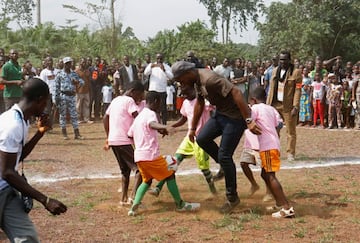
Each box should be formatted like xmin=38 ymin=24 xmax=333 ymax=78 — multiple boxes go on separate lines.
xmin=1 ymin=122 xmax=360 ymax=242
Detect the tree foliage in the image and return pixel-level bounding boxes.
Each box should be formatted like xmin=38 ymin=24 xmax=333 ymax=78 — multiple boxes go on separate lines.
xmin=0 ymin=0 xmax=35 ymax=29
xmin=257 ymin=0 xmax=360 ymax=62
xmin=198 ymin=0 xmax=263 ymax=44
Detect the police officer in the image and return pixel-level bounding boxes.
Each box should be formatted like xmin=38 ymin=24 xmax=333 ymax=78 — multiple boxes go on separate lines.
xmin=54 ymin=57 xmax=84 ymax=140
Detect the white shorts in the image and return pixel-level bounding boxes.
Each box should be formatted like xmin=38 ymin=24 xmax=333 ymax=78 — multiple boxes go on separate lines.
xmin=240 ymin=148 xmax=261 ymax=165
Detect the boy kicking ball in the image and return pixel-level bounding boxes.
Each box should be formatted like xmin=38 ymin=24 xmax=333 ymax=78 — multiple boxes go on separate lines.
xmin=127 ymin=91 xmax=200 ymax=216
xmin=250 ymin=87 xmax=295 ymax=218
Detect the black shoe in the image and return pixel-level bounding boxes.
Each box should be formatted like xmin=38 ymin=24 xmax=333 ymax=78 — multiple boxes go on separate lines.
xmin=220 ymin=197 xmax=240 ymax=214
xmin=213 ymin=168 xmax=225 ymax=182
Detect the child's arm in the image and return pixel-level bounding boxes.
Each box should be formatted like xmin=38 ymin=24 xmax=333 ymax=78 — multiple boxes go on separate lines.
xmin=171 ymin=115 xmax=187 ymax=128
xmin=149 ymin=121 xmax=174 ymax=137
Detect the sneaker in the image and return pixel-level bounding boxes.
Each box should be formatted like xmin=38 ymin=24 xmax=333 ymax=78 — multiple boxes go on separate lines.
xmin=63 ymin=136 xmax=69 ymax=140
xmin=220 ymin=197 xmax=240 ymax=214
xmin=86 ymin=120 xmax=94 ymax=124
xmin=213 ymin=168 xmax=225 ymax=182
xmin=272 ymin=207 xmax=295 ymax=218
xmin=262 ymin=193 xmax=274 ymax=202
xmin=208 ymin=180 xmax=217 ymax=194
xmin=176 ymin=202 xmax=200 ymax=212
xmin=148 ymin=187 xmax=160 ymax=197
xmin=127 ymin=204 xmax=140 ymax=216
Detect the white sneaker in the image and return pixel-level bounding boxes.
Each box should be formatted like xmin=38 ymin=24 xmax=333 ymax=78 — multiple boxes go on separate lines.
xmin=148 ymin=187 xmax=160 ymax=197
xmin=287 ymin=154 xmax=295 ymax=162
xmin=272 ymin=207 xmax=295 ymax=218
xmin=176 ymin=202 xmax=200 ymax=212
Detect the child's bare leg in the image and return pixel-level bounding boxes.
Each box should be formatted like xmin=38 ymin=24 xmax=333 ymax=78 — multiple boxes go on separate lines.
xmin=121 ymin=170 xmax=131 ymax=203
xmin=130 ymin=170 xmax=142 ymax=201
xmin=241 ymin=162 xmax=259 ymax=196
xmin=261 ymin=169 xmax=289 ymax=209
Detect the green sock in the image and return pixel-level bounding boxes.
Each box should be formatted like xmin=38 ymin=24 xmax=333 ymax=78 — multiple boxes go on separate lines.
xmin=156 ymin=180 xmax=165 ymax=192
xmin=174 ymin=153 xmax=184 ymax=165
xmin=202 ymin=169 xmax=213 ymax=184
xmin=131 ymin=182 xmax=149 ymax=210
xmin=166 ymin=178 xmax=184 ymax=208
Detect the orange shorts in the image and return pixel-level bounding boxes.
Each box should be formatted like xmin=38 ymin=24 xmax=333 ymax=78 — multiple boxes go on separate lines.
xmin=137 ymin=156 xmax=174 ymax=183
xmin=260 ymin=149 xmax=281 ymax=172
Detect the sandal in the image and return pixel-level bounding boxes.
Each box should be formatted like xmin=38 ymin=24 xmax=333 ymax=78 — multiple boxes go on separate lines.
xmin=272 ymin=207 xmax=295 ymax=218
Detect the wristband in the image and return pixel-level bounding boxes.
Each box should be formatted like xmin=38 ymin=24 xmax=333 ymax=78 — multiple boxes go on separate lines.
xmin=190 ymin=128 xmax=196 ymax=131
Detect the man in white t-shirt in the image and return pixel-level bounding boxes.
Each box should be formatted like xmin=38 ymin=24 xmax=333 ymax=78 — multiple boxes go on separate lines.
xmin=0 ymin=78 xmax=67 ymax=242
xmin=144 ymin=53 xmax=173 ymax=125
xmin=39 ymin=56 xmax=57 ymax=125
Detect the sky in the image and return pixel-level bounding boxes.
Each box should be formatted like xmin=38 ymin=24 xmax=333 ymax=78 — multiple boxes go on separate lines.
xmin=34 ymin=0 xmax=290 ymax=45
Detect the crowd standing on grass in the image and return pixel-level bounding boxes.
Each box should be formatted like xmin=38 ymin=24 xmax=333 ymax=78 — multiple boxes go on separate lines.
xmin=0 ymin=46 xmax=360 ymax=229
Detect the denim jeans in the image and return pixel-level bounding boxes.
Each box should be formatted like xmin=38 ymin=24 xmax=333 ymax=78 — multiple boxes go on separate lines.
xmin=196 ymin=111 xmax=246 ymax=202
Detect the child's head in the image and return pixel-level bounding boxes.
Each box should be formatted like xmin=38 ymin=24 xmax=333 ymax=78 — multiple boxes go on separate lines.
xmin=146 ymin=91 xmax=161 ymax=112
xmin=328 ymin=73 xmax=337 ymax=84
xmin=250 ymin=87 xmax=266 ymax=105
xmin=127 ymin=81 xmax=145 ymax=105
xmin=342 ymin=80 xmax=349 ymax=90
xmin=314 ymin=71 xmax=322 ymax=82
xmin=179 ymin=82 xmax=196 ymax=100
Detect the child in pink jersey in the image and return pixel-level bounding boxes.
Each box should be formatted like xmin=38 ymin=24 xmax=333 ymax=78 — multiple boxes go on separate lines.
xmin=148 ymin=84 xmax=216 ymax=196
xmin=127 ymin=91 xmax=200 ymax=216
xmin=240 ymin=129 xmax=273 ymax=202
xmin=103 ymin=81 xmax=145 ymax=206
xmin=250 ymin=87 xmax=295 ymax=218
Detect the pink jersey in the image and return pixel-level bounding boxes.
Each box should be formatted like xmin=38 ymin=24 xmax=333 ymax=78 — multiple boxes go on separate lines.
xmin=243 ymin=129 xmax=260 ymax=150
xmin=251 ymin=103 xmax=282 ymax=152
xmin=128 ymin=107 xmax=160 ymax=162
xmin=180 ymin=98 xmax=213 ymax=135
xmin=106 ymin=96 xmax=143 ymax=146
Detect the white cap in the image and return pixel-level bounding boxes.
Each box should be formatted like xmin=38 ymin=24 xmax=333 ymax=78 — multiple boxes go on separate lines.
xmin=63 ymin=57 xmax=73 ymax=64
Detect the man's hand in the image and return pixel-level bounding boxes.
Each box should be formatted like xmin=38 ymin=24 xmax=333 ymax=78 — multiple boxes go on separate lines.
xmin=37 ymin=113 xmax=51 ymax=134
xmin=247 ymin=120 xmax=262 ymax=135
xmin=45 ymin=197 xmax=67 ymax=216
xmin=188 ymin=130 xmax=196 ymax=143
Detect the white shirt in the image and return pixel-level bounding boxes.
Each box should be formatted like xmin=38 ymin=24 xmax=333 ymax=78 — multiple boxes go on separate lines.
xmin=39 ymin=68 xmax=56 ymax=94
xmin=0 ymin=105 xmax=28 ymax=190
xmin=144 ymin=62 xmax=173 ymax=92
xmin=102 ymin=85 xmax=113 ymax=103
xmin=125 ymin=65 xmax=134 ymax=82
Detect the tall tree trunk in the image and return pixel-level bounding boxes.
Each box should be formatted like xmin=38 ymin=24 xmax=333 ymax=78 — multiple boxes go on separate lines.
xmin=36 ymin=0 xmax=41 ymax=26
xmin=110 ymin=0 xmax=116 ymax=54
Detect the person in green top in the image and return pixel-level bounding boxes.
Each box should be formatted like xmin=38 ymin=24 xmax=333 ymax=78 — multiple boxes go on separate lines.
xmin=0 ymin=49 xmax=24 ymax=110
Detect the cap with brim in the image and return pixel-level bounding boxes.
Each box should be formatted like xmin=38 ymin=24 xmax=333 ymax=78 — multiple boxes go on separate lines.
xmin=63 ymin=57 xmax=73 ymax=64
xmin=328 ymin=73 xmax=336 ymax=78
xmin=171 ymin=61 xmax=196 ymax=79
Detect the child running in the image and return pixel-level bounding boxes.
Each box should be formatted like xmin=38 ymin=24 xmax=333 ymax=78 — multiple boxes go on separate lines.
xmin=148 ymin=83 xmax=216 ymax=196
xmin=127 ymin=91 xmax=200 ymax=216
xmin=103 ymin=81 xmax=145 ymax=206
xmin=240 ymin=129 xmax=273 ymax=202
xmin=250 ymin=87 xmax=295 ymax=218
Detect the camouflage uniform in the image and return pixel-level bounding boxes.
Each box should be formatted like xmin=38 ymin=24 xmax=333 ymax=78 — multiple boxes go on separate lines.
xmin=54 ymin=70 xmax=84 ymax=139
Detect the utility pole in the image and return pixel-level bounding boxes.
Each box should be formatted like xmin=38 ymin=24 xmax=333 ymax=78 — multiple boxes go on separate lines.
xmin=36 ymin=0 xmax=41 ymax=26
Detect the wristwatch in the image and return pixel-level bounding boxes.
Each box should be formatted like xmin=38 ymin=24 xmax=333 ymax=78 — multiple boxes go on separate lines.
xmin=245 ymin=117 xmax=253 ymax=124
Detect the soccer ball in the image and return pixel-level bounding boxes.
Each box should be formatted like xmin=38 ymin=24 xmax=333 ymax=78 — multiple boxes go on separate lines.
xmin=164 ymin=155 xmax=178 ymax=172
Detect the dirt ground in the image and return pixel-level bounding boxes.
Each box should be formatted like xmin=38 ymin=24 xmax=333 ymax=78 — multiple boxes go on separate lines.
xmin=1 ymin=122 xmax=360 ymax=243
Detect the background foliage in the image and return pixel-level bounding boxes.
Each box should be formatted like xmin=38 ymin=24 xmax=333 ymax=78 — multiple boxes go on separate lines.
xmin=0 ymin=0 xmax=359 ymax=67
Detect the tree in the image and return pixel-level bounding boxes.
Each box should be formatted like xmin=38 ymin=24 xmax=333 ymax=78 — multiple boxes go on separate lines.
xmin=198 ymin=0 xmax=263 ymax=44
xmin=0 ymin=0 xmax=35 ymax=29
xmin=257 ymin=0 xmax=360 ymax=62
